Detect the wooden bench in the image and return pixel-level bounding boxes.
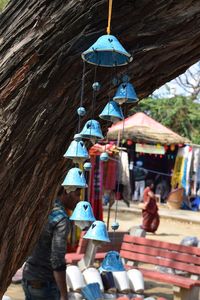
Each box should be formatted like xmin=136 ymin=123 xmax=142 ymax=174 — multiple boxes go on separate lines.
xmin=120 ymin=234 xmax=200 ymax=300
xmin=65 ymin=231 xmax=127 ymax=265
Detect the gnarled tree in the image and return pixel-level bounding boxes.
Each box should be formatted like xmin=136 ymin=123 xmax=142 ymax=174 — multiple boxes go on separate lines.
xmin=0 ymin=0 xmax=200 ymax=296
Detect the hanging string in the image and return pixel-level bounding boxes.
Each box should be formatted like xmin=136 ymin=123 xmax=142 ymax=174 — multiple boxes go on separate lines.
xmin=102 ymin=69 xmax=114 ymax=230
xmin=80 ymin=61 xmax=86 ymax=107
xmin=108 ymin=155 xmax=173 ymax=177
xmin=78 ymin=60 xmax=86 ymax=133
xmin=103 ymin=68 xmax=114 ymax=152
xmin=89 ymin=66 xmax=98 ymax=140
xmin=133 ymin=166 xmax=172 ymax=177
xmin=91 ymin=66 xmax=97 ymax=120
xmin=74 ymin=61 xmax=86 ymax=165
xmin=114 ymin=65 xmax=118 ymax=85
xmin=106 ymin=0 xmax=113 ymax=35
xmin=78 ymin=62 xmax=88 ymax=201
xmin=114 ymin=105 xmax=127 ymax=223
xmin=73 ymin=63 xmax=87 ymax=202
xmin=113 ymin=64 xmax=129 ymax=224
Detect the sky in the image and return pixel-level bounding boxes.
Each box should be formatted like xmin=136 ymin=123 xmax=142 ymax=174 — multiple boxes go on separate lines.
xmin=153 ymin=62 xmax=200 ymax=98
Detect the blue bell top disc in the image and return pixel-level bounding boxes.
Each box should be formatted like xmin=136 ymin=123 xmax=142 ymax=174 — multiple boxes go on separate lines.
xmin=82 ymin=35 xmax=132 ymax=67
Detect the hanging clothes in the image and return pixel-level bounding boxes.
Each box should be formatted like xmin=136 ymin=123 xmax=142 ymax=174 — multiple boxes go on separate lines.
xmin=185 ymin=146 xmax=193 ymax=195
xmin=181 ymin=146 xmax=193 ymax=195
xmin=172 ymin=146 xmax=187 ymax=189
xmin=118 ymin=151 xmax=131 ymax=202
xmin=103 ymin=158 xmax=118 ymax=191
xmin=89 ymin=155 xmax=103 ymax=220
xmin=193 ymin=147 xmax=200 ymax=195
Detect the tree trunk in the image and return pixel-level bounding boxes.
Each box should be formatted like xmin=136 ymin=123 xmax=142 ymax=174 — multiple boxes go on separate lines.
xmin=0 ymin=0 xmax=200 ymax=295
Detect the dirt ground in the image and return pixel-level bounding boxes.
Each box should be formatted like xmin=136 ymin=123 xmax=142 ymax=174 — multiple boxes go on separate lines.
xmin=5 ymin=209 xmax=200 ymax=300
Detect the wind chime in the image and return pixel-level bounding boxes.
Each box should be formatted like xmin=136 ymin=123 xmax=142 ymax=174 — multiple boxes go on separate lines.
xmin=62 ymin=0 xmax=138 ymax=245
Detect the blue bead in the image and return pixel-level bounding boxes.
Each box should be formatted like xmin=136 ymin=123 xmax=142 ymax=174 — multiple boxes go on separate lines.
xmin=100 ymin=152 xmax=109 ymax=162
xmin=111 ymin=222 xmax=119 ymax=230
xmin=122 ymin=74 xmax=130 ymax=83
xmin=112 ymin=77 xmax=119 ymax=86
xmin=92 ymin=82 xmax=101 ymax=91
xmin=77 ymin=107 xmax=86 ymax=116
xmin=84 ymin=162 xmax=92 ymax=171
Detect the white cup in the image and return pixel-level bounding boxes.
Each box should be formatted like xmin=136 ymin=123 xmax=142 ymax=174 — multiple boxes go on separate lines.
xmin=66 ymin=265 xmax=85 ymax=291
xmin=112 ymin=271 xmax=130 ymax=293
xmin=83 ymin=267 xmax=104 ymax=292
xmin=127 ymin=269 xmax=144 ymax=293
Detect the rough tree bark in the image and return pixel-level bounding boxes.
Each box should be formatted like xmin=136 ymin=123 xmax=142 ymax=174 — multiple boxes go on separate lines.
xmin=0 ymin=0 xmax=200 ymax=295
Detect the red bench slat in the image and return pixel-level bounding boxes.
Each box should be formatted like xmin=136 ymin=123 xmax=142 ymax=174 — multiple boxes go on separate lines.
xmin=120 ymin=250 xmax=200 ymax=275
xmin=121 ymin=242 xmax=200 ymax=265
xmin=65 ymin=252 xmax=106 ymax=264
xmin=123 ymin=235 xmax=200 ymax=256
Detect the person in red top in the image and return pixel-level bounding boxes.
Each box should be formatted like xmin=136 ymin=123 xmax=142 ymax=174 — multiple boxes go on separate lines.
xmin=141 ymin=181 xmax=160 ymax=233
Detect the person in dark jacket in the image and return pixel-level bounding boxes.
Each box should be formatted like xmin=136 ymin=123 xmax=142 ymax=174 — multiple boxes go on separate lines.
xmin=133 ymin=161 xmax=148 ymax=202
xmin=22 ymin=187 xmax=81 ymax=300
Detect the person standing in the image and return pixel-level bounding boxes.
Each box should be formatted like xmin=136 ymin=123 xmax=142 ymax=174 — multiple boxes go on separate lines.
xmin=22 ymin=187 xmax=81 ymax=300
xmin=141 ymin=181 xmax=160 ymax=233
xmin=133 ymin=161 xmax=147 ymax=202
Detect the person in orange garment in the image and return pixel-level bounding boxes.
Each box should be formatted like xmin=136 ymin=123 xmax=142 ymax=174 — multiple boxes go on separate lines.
xmin=141 ymin=181 xmax=160 ymax=233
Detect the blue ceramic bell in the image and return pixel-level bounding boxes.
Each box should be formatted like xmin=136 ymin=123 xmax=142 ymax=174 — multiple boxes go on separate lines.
xmin=99 ymin=251 xmax=125 ymax=272
xmin=113 ymin=82 xmax=138 ymax=104
xmin=100 ymin=152 xmax=109 ymax=162
xmin=81 ymin=35 xmax=132 ymax=67
xmin=83 ymin=221 xmax=110 ymax=243
xmin=79 ymin=120 xmax=104 ymax=140
xmin=64 ymin=138 xmax=89 ymax=164
xmin=62 ymin=167 xmax=88 ymax=191
xmin=74 ymin=133 xmax=82 ymax=141
xmin=99 ymin=101 xmax=124 ymax=123
xmin=70 ymin=201 xmax=96 ymax=222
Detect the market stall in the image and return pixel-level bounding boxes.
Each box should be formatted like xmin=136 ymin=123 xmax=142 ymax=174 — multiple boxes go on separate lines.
xmin=107 ymin=112 xmax=190 ymax=202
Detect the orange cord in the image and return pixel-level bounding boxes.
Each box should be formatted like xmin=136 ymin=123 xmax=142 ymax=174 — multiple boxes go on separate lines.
xmin=106 ymin=0 xmax=113 ymax=34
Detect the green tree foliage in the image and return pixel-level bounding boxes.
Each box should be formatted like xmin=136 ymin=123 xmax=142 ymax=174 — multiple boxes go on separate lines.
xmin=131 ymin=96 xmax=200 ymax=144
xmin=0 ymin=0 xmax=8 ymax=11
